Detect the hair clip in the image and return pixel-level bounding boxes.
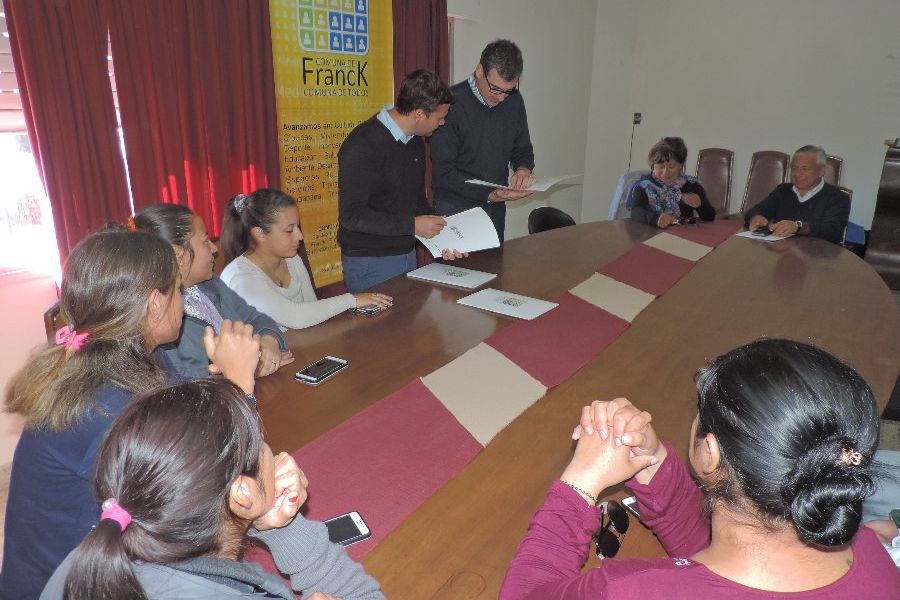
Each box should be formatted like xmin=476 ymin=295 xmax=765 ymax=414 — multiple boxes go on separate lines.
xmin=838 ymin=447 xmax=863 ymax=466
xmin=55 ymin=325 xmax=89 ymax=352
xmin=234 ymin=194 xmax=248 ymax=214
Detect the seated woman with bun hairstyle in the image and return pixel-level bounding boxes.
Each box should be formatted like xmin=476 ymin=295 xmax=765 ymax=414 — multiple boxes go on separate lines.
xmin=219 ymin=189 xmax=392 ymax=331
xmin=502 ymin=338 xmax=898 ymax=599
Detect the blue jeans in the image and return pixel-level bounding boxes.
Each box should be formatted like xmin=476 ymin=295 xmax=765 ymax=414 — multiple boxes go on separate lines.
xmin=341 ymin=250 xmax=417 ymax=293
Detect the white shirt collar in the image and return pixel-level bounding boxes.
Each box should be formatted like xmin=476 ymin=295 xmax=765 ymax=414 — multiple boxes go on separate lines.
xmin=376 ymin=105 xmax=413 ymax=144
xmin=793 ymin=178 xmax=825 ymax=203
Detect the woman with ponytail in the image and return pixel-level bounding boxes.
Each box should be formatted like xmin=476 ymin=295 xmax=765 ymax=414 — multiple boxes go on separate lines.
xmin=134 ymin=203 xmax=294 ymax=378
xmin=502 ymin=339 xmax=898 ymax=599
xmin=0 ymin=228 xmax=260 ymax=600
xmin=42 ymin=379 xmax=385 ymax=600
xmin=219 ymin=189 xmax=392 ymax=330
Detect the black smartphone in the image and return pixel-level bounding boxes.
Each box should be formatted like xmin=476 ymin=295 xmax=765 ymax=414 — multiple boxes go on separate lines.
xmin=294 ymin=356 xmax=348 ymax=386
xmin=350 ymin=304 xmax=386 ymax=316
xmin=323 ymin=511 xmax=371 ymax=546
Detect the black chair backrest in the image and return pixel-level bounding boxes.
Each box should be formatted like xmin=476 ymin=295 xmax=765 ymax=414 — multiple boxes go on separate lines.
xmin=528 ymin=206 xmax=576 ymax=234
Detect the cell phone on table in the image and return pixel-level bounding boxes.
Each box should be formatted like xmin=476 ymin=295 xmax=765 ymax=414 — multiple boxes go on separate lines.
xmin=350 ymin=304 xmax=386 ymax=316
xmin=293 ymin=356 xmax=348 ymax=386
xmin=622 ymin=495 xmax=642 ymax=520
xmin=323 ymin=511 xmax=371 ymax=546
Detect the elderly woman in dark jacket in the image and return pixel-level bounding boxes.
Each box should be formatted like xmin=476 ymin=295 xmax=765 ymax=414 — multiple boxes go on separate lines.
xmin=629 ymin=137 xmax=715 ymax=228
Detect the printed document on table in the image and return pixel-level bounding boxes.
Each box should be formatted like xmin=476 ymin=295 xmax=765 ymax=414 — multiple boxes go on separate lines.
xmin=416 ymin=207 xmax=500 ymax=258
xmin=407 ymin=263 xmax=497 ymax=289
xmin=457 ymin=288 xmax=558 ymax=320
xmin=735 ymin=230 xmax=794 ymax=242
xmin=465 ymin=173 xmax=582 ymax=192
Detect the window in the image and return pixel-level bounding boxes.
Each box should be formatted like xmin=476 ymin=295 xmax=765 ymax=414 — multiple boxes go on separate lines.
xmin=0 ymin=15 xmax=122 ymax=278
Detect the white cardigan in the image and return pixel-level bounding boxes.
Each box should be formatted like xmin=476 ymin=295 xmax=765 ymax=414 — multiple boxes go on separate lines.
xmin=220 ymin=255 xmax=355 ymax=330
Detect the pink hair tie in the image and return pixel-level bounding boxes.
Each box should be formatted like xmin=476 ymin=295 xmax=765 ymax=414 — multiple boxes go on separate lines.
xmin=100 ymin=498 xmax=132 ymax=531
xmin=55 ymin=325 xmax=89 ymax=351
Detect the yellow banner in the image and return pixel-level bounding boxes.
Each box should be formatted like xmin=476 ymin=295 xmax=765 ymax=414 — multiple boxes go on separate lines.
xmin=270 ymin=0 xmax=393 ymax=287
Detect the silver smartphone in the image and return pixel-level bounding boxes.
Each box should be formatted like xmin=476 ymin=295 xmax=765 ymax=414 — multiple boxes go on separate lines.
xmin=323 ymin=511 xmax=371 ymax=546
xmin=293 ymin=356 xmax=348 ymax=386
xmin=622 ymin=495 xmax=641 ymax=519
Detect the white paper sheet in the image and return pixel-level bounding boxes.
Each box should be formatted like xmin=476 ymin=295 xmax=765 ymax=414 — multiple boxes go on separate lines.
xmin=457 ymin=288 xmax=558 ymax=320
xmin=416 ymin=207 xmax=500 ymax=258
xmin=735 ymin=230 xmax=794 ymax=243
xmin=406 ymin=263 xmax=497 ymax=289
xmin=465 ymin=173 xmax=582 ymax=193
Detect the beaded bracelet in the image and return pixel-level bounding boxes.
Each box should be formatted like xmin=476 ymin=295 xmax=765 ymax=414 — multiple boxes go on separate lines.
xmin=561 ymin=480 xmax=598 ymax=505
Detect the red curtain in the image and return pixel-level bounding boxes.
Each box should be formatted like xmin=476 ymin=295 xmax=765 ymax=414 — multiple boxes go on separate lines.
xmin=392 ymin=0 xmax=449 ymax=268
xmin=106 ymin=0 xmax=279 ymax=237
xmin=392 ymin=0 xmax=450 ymax=88
xmin=4 ymin=0 xmax=131 ymax=262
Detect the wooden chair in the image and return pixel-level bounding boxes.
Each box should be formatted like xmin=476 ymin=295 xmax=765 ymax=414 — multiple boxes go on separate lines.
xmin=43 ymin=301 xmax=66 ymax=342
xmin=825 ymin=155 xmax=843 ymax=186
xmin=695 ymin=148 xmax=734 ymax=214
xmin=741 ymin=151 xmax=789 ymax=213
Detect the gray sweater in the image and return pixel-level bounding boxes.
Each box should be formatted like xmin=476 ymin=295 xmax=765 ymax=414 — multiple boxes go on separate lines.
xmin=41 ymin=513 xmax=385 ymax=599
xmin=162 ymin=275 xmax=287 ymax=379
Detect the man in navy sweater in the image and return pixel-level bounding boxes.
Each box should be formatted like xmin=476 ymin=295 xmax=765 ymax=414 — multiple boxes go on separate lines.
xmin=338 ymin=69 xmax=458 ymax=293
xmin=745 ymin=145 xmax=850 ymax=244
xmin=431 ymin=40 xmax=536 ymax=242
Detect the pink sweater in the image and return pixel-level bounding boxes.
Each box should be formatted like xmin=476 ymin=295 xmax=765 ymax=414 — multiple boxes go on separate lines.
xmin=501 ymin=443 xmax=900 ymax=599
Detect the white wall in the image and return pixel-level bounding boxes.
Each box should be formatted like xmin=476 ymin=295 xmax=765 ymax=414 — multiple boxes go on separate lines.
xmin=447 ymin=0 xmax=597 ymax=239
xmin=585 ymin=0 xmax=900 ymax=227
xmin=581 ymin=0 xmax=639 ymax=223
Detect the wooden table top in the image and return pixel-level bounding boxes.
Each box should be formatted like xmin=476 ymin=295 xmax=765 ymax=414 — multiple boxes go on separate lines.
xmin=255 ymin=220 xmax=900 ymax=599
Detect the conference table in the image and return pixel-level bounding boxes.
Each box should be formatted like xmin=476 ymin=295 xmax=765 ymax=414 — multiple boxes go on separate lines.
xmin=254 ymin=219 xmax=900 ymax=599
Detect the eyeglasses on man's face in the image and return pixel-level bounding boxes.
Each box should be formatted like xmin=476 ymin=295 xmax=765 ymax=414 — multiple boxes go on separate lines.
xmin=485 ymin=76 xmax=518 ymax=96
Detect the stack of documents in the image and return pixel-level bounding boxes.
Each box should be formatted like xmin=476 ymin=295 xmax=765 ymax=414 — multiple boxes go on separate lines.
xmin=416 ymin=207 xmax=500 ymax=258
xmin=407 ymin=263 xmax=497 ymax=289
xmin=457 ymin=288 xmax=558 ymax=320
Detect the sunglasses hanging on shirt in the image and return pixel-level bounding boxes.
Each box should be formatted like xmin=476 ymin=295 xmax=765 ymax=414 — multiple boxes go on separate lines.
xmin=594 ymin=500 xmax=629 ymax=559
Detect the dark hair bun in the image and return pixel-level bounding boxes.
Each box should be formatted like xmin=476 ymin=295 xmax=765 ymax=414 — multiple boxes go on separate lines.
xmin=781 ymin=436 xmax=874 ymax=547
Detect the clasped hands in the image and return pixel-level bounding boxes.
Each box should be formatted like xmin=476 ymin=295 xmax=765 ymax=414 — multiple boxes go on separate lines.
xmin=253 ymin=451 xmax=309 ymax=531
xmin=203 ymin=320 xmax=295 ymax=395
xmin=561 ymin=398 xmax=668 ymax=504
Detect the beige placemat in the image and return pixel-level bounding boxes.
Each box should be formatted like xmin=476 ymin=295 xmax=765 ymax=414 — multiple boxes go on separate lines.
xmin=422 ymin=343 xmax=547 ymax=445
xmin=569 ymin=273 xmax=656 ymax=323
xmin=643 ymin=232 xmax=712 ymax=261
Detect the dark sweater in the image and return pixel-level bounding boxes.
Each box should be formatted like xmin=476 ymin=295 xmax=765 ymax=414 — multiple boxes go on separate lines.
xmin=337 ymin=115 xmax=432 ymax=257
xmin=1 ymin=356 xmax=177 ymax=600
xmin=430 ymin=81 xmax=534 ymax=229
xmin=744 ymin=182 xmax=850 ymax=244
xmin=630 ymin=180 xmax=716 ymax=226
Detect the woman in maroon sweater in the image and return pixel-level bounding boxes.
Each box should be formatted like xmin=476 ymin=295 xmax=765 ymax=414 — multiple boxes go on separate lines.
xmin=502 ymin=339 xmax=898 ymax=599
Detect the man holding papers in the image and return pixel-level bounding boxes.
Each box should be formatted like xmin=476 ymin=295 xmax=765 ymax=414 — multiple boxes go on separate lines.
xmin=338 ymin=70 xmax=462 ymax=293
xmin=431 ymin=39 xmax=536 ymax=243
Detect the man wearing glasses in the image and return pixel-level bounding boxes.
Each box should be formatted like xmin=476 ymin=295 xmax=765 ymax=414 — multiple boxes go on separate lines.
xmin=431 ymin=39 xmax=535 ymax=243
